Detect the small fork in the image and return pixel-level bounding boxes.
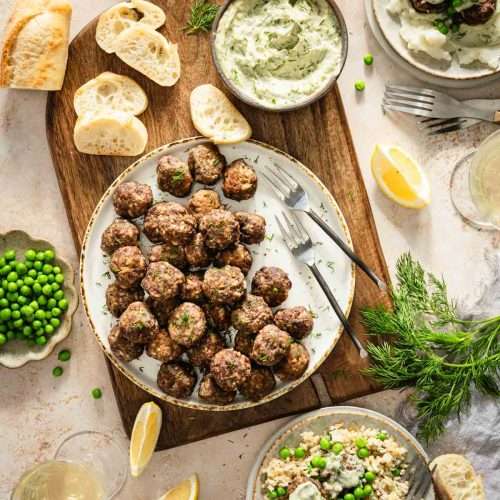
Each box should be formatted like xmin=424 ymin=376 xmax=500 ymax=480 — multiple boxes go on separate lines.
xmin=406 ymin=457 xmax=436 ymax=500
xmin=263 ymin=164 xmax=387 ymax=291
xmin=275 ymin=210 xmax=368 ymax=358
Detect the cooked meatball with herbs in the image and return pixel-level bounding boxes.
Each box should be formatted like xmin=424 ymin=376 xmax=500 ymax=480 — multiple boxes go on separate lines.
xmin=168 ymin=302 xmax=206 ymax=348
xmin=215 ymin=243 xmax=253 ymax=275
xmin=106 ymin=283 xmax=144 ymax=318
xmin=251 ymin=266 xmax=292 ymax=307
xmin=202 ymin=303 xmax=232 ymax=332
xmin=275 ymin=342 xmax=310 ymax=381
xmin=233 ymin=332 xmax=254 ymax=357
xmin=409 ymin=0 xmax=447 ymax=13
xmin=251 ymin=324 xmax=291 ymax=366
xmin=199 ymin=209 xmax=239 ymax=251
xmin=158 ymin=202 xmax=197 ymax=246
xmin=148 ymin=242 xmax=187 ymax=270
xmin=157 ymin=361 xmax=196 ymax=398
xmin=235 ymin=211 xmax=266 ymax=245
xmin=141 ymin=261 xmax=185 ymax=302
xmin=185 ymin=233 xmax=212 ymax=269
xmin=108 ymin=325 xmax=144 ymax=362
xmin=460 ymin=0 xmax=496 ymax=25
xmin=210 ymin=348 xmax=251 ymax=391
xmin=146 ymin=296 xmax=179 ymax=328
xmin=222 ymin=159 xmax=257 ymax=201
xmin=112 ymin=181 xmax=153 ymax=219
xmin=157 ymin=155 xmax=193 ymax=197
xmin=110 ymin=246 xmax=147 ymax=289
xmin=147 ymin=329 xmax=184 ymax=363
xmin=203 ymin=265 xmax=246 ymax=305
xmin=231 ymin=294 xmax=273 ymax=336
xmin=187 ymin=331 xmax=226 ymax=368
xmin=274 ymin=306 xmax=314 ymax=340
xmin=187 ymin=189 xmax=221 ymax=219
xmin=119 ymin=301 xmax=158 ymax=344
xmin=143 ymin=202 xmax=172 ymax=243
xmin=188 ymin=143 xmax=225 ymax=185
xmin=240 ymin=366 xmax=276 ymax=401
xmin=180 ymin=273 xmax=205 ymax=303
xmin=198 ymin=373 xmax=236 ymax=405
xmin=101 ymin=218 xmax=140 ymax=255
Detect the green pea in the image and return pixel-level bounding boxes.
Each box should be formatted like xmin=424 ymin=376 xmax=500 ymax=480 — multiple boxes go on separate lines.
xmin=391 ymin=468 xmax=401 ymax=477
xmin=32 ymin=283 xmax=42 ymax=295
xmin=25 ymin=249 xmax=37 ymax=261
xmin=29 ymin=301 xmax=39 ymax=311
xmin=267 ymin=491 xmax=278 ymax=499
xmin=354 ymin=487 xmax=365 ymax=499
xmin=10 ymin=303 xmax=19 ymax=311
xmin=365 ymin=471 xmax=376 ymax=482
xmin=42 ymin=284 xmax=52 ymax=296
xmin=279 ymin=447 xmax=291 ymax=460
xmin=355 ymin=80 xmax=366 ymax=91
xmin=53 ymin=290 xmax=64 ymax=301
xmin=37 ymin=274 xmax=48 ymax=285
xmin=50 ymin=318 xmax=61 ymax=328
xmin=36 ymin=252 xmax=45 ymax=262
xmin=0 ymin=309 xmax=11 ymax=321
xmin=6 ymin=292 xmax=18 ymax=302
xmin=44 ymin=250 xmax=55 ymax=261
xmin=91 ymin=388 xmax=102 ymax=399
xmin=11 ymin=310 xmax=20 ymax=320
xmin=0 ymin=258 xmax=5 ymax=267
xmin=320 ymin=437 xmax=331 ymax=451
xmin=35 ymin=329 xmax=44 ymax=337
xmin=52 ymin=366 xmax=63 ymax=377
xmin=15 ymin=263 xmax=27 ymax=275
xmin=357 ymin=447 xmax=370 ymax=459
xmin=0 ymin=324 xmax=5 ymax=333
xmin=23 ymin=277 xmax=34 ymax=287
xmin=35 ymin=309 xmax=46 ymax=320
xmin=438 ymin=24 xmax=449 ymax=35
xmin=55 ymin=273 xmax=64 ymax=284
xmin=275 ymin=486 xmax=287 ymax=497
xmin=20 ymin=285 xmax=31 ymax=297
xmin=42 ymin=264 xmax=53 ymax=274
xmin=0 ymin=333 xmax=6 ymax=345
xmin=51 ymin=283 xmax=60 ymax=292
xmin=363 ymin=53 xmax=374 ymax=65
xmin=1 ymin=279 xmax=8 ymax=290
xmin=27 ymin=269 xmax=37 ymax=278
xmin=37 ymin=296 xmax=47 ymax=306
xmin=7 ymin=272 xmax=18 ymax=282
xmin=58 ymin=299 xmax=68 ymax=310
xmin=452 ymin=0 xmax=462 ymax=6
xmin=7 ymin=282 xmax=17 ymax=292
xmin=45 ymin=311 xmax=52 ymax=320
xmin=32 ymin=320 xmax=42 ymax=329
xmin=21 ymin=306 xmax=33 ymax=317
xmin=46 ymin=274 xmax=54 ymax=283
xmin=0 ymin=266 xmax=10 ymax=277
xmin=23 ymin=326 xmax=32 ymax=336
xmin=47 ymin=298 xmax=56 ymax=309
xmin=344 ymin=494 xmax=355 ymax=500
xmin=58 ymin=349 xmax=71 ymax=362
xmin=52 ymin=307 xmax=62 ymax=317
xmin=45 ymin=324 xmax=54 ymax=335
xmin=4 ymin=250 xmax=16 ymax=261
xmin=13 ymin=319 xmax=24 ymax=329
xmin=6 ymin=331 xmax=15 ymax=341
xmin=33 ymin=261 xmax=43 ymax=271
xmin=35 ymin=335 xmax=47 ymax=345
xmin=0 ymin=289 xmax=3 ymax=299
xmin=376 ymin=432 xmax=387 ymax=441
xmin=355 ymin=437 xmax=367 ymax=449
xmin=332 ymin=442 xmax=344 ymax=454
xmin=294 ymin=447 xmax=306 ymax=459
xmin=0 ymin=298 xmax=7 ymax=308
xmin=363 ymin=485 xmax=373 ymax=496
xmin=311 ymin=456 xmax=326 ymax=469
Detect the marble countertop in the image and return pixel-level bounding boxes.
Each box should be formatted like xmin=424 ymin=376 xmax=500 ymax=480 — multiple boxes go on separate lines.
xmin=0 ymin=1 xmax=498 ymax=498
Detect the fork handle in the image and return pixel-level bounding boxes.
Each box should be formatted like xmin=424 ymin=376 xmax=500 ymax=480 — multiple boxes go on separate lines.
xmin=309 ymin=263 xmax=368 ymax=359
xmin=307 ymin=209 xmax=387 ymax=291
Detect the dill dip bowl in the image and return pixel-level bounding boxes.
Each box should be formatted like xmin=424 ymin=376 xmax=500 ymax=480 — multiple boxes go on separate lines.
xmin=211 ymin=0 xmax=348 ymax=112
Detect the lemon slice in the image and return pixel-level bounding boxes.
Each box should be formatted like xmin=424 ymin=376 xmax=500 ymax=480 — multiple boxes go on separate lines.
xmin=130 ymin=401 xmax=162 ymax=477
xmin=158 ymin=474 xmax=199 ymax=500
xmin=371 ymin=144 xmax=431 ymax=208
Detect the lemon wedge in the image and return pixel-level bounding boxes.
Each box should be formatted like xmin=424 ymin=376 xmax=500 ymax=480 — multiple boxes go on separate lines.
xmin=130 ymin=401 xmax=162 ymax=478
xmin=158 ymin=474 xmax=199 ymax=500
xmin=371 ymin=144 xmax=431 ymax=208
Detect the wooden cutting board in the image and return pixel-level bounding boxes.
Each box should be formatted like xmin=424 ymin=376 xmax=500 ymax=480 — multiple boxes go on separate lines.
xmin=46 ymin=1 xmax=391 ymax=450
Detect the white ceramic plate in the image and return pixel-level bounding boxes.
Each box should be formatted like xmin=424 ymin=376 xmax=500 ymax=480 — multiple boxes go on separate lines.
xmin=247 ymin=406 xmax=435 ymax=500
xmin=80 ymin=137 xmax=355 ymax=411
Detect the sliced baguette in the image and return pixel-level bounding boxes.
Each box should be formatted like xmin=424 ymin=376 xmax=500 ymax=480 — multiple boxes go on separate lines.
xmin=74 ymin=111 xmax=148 ymax=156
xmin=96 ymin=0 xmax=166 ymax=54
xmin=74 ymin=72 xmax=148 ymax=117
xmin=430 ymin=454 xmax=485 ymax=500
xmin=190 ymin=84 xmax=252 ymax=144
xmin=115 ymin=25 xmax=180 ymax=87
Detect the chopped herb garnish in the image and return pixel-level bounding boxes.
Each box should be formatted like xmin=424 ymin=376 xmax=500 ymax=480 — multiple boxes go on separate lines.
xmin=183 ymin=0 xmax=219 ymax=35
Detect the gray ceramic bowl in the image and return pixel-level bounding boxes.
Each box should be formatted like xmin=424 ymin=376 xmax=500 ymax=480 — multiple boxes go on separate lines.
xmin=211 ymin=0 xmax=349 ymax=113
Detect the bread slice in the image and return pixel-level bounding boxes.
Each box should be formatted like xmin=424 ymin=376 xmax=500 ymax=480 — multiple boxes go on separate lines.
xmin=115 ymin=25 xmax=180 ymax=87
xmin=74 ymin=111 xmax=148 ymax=156
xmin=96 ymin=0 xmax=166 ymax=54
xmin=190 ymin=84 xmax=252 ymax=144
xmin=74 ymin=72 xmax=148 ymax=117
xmin=0 ymin=0 xmax=72 ymax=90
xmin=430 ymin=454 xmax=485 ymax=500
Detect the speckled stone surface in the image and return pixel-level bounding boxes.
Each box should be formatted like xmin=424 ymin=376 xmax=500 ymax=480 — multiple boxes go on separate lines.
xmin=0 ymin=1 xmax=498 ymax=498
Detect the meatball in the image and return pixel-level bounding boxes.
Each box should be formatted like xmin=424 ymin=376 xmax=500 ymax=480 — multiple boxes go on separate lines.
xmin=146 ymin=296 xmax=179 ymax=328
xmin=148 ymin=243 xmax=187 ymax=270
xmin=168 ymin=302 xmax=206 ymax=347
xmin=215 ymin=243 xmax=253 ymax=275
xmin=233 ymin=332 xmax=255 ymax=357
xmin=187 ymin=189 xmax=221 ymax=219
xmin=110 ymin=246 xmax=147 ymax=289
xmin=185 ymin=233 xmax=212 ymax=269
xmin=188 ymin=143 xmax=225 ymax=185
xmin=274 ymin=306 xmax=314 ymax=340
xmin=202 ymin=303 xmax=232 ymax=332
xmin=222 ymin=159 xmax=257 ymax=201
xmin=119 ymin=301 xmax=158 ymax=344
xmin=147 ymin=329 xmax=184 ymax=362
xmin=210 ymin=348 xmax=251 ymax=391
xmin=234 ymin=211 xmax=266 ymax=245
xmin=158 ymin=202 xmax=197 ymax=246
xmin=251 ymin=266 xmax=292 ymax=307
xmin=157 ymin=361 xmax=196 ymax=398
xmin=231 ymin=294 xmax=273 ymax=336
xmin=101 ymin=218 xmax=140 ymax=255
xmin=106 ymin=283 xmax=144 ymax=318
xmin=112 ymin=181 xmax=153 ymax=219
xmin=409 ymin=0 xmax=447 ymax=13
xmin=141 ymin=261 xmax=185 ymax=302
xmin=187 ymin=331 xmax=226 ymax=368
xmin=198 ymin=373 xmax=236 ymax=405
xmin=157 ymin=155 xmax=193 ymax=197
xmin=240 ymin=366 xmax=276 ymax=401
xmin=460 ymin=0 xmax=496 ymax=25
xmin=143 ymin=202 xmax=172 ymax=243
xmin=199 ymin=209 xmax=239 ymax=251
xmin=275 ymin=343 xmax=310 ymax=381
xmin=251 ymin=324 xmax=291 ymax=366
xmin=203 ymin=266 xmax=246 ymax=305
xmin=108 ymin=325 xmax=144 ymax=362
xmin=181 ymin=273 xmax=205 ymax=303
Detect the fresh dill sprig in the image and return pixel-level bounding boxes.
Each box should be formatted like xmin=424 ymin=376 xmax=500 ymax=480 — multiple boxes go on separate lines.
xmin=362 ymin=252 xmax=500 ymax=443
xmin=183 ymin=0 xmax=219 ymax=35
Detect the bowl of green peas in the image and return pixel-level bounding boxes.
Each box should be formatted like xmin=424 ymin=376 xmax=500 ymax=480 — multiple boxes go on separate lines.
xmin=0 ymin=230 xmax=78 ymax=368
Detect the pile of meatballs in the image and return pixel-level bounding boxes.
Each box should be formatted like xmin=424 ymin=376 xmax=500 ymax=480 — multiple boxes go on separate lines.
xmin=100 ymin=143 xmax=315 ymax=405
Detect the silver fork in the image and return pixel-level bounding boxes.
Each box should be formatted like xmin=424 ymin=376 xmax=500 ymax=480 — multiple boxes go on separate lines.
xmin=263 ymin=164 xmax=387 ymax=291
xmin=383 ymin=84 xmax=500 ymax=123
xmin=406 ymin=457 xmax=436 ymax=500
xmin=275 ymin=210 xmax=368 ymax=358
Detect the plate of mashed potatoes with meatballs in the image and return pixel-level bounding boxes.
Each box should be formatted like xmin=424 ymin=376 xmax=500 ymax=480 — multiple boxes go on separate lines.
xmin=80 ymin=137 xmax=355 ymax=410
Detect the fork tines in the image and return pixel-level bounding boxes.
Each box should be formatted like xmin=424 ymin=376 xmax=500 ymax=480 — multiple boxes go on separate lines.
xmin=383 ymin=85 xmax=436 ymax=118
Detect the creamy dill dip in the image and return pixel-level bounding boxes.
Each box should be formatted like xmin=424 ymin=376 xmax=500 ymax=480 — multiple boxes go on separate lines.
xmin=214 ymin=0 xmax=344 ymax=109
